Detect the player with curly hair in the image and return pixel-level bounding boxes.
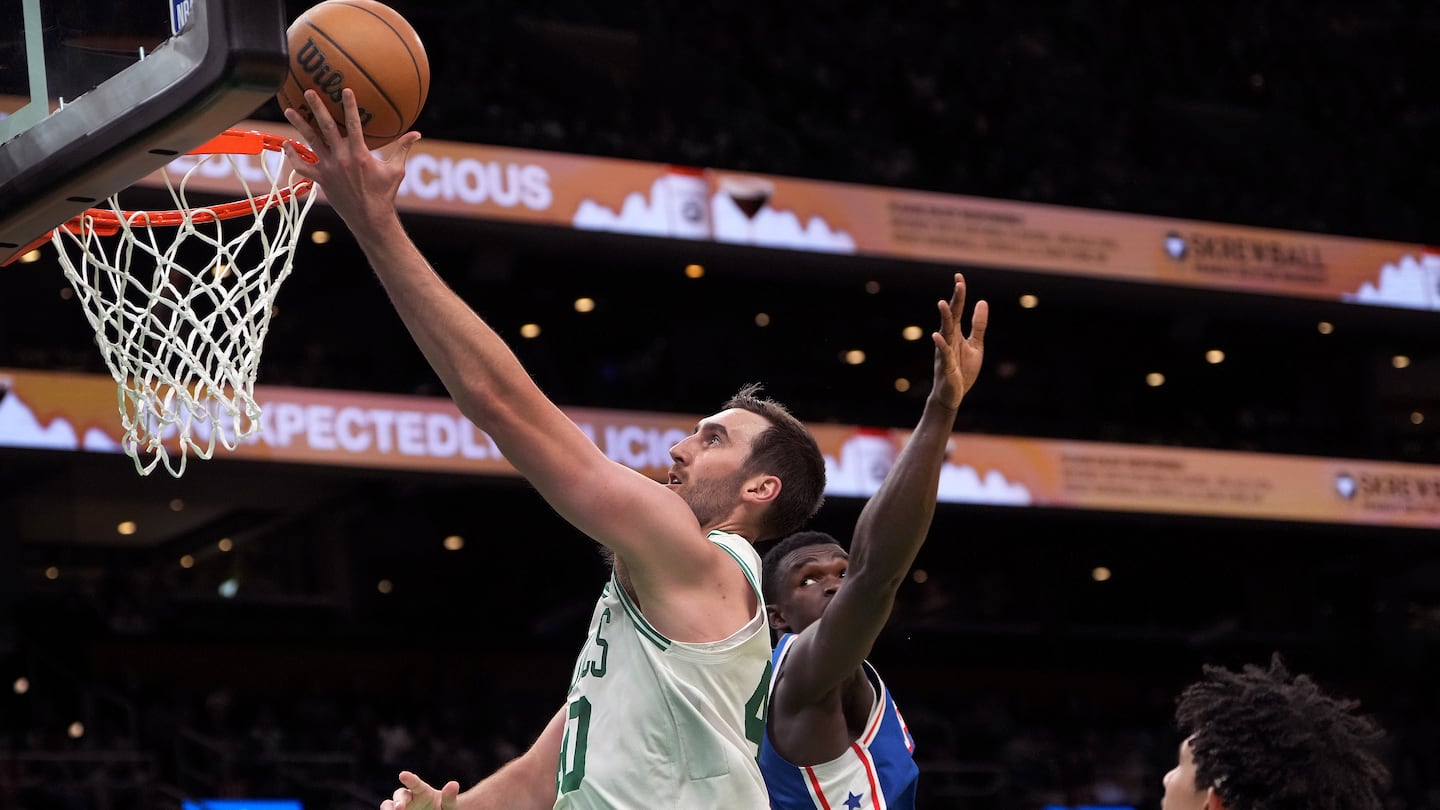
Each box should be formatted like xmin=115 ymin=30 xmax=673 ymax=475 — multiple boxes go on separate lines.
xmin=1162 ymin=653 xmax=1391 ymax=810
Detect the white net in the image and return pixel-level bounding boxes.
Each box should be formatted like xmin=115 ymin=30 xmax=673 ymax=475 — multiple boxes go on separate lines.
xmin=50 ymin=131 xmax=318 ymax=477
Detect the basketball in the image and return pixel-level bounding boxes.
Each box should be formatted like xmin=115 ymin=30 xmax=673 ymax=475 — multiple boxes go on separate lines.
xmin=278 ymin=0 xmax=430 ymax=150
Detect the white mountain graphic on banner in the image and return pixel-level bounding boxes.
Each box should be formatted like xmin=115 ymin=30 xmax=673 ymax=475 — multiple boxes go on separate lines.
xmin=570 ymin=172 xmax=856 ymax=252
xmin=824 ymin=431 xmax=1031 ymax=505
xmin=1343 ymin=254 xmax=1440 ymax=310
xmin=0 ymin=389 xmax=80 ymax=449
xmin=0 ymin=386 xmax=119 ymax=452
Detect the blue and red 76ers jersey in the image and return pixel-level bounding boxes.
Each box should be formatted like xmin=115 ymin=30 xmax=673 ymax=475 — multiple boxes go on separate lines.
xmin=759 ymin=633 xmax=918 ymax=809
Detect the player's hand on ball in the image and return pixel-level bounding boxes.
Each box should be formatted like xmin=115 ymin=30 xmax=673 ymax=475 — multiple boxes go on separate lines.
xmin=282 ymin=87 xmax=420 ymax=229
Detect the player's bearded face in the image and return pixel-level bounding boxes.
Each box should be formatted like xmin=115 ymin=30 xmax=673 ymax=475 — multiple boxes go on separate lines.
xmin=679 ymin=467 xmax=751 ymax=527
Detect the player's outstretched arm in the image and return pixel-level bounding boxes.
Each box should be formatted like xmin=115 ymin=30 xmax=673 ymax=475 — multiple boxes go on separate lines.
xmin=781 ymin=273 xmax=987 ymax=698
xmin=382 ymin=707 xmax=565 ymax=810
xmin=282 ymin=89 xmax=720 ymax=583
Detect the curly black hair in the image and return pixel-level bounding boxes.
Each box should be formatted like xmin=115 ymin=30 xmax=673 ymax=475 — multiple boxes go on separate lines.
xmin=1174 ymin=653 xmax=1390 ymax=810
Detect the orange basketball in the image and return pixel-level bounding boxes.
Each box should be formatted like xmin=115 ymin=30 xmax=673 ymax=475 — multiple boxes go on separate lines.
xmin=278 ymin=0 xmax=430 ymax=150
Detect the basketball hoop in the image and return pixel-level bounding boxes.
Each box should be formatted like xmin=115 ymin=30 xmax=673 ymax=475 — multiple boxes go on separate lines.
xmin=47 ymin=129 xmax=319 ymax=477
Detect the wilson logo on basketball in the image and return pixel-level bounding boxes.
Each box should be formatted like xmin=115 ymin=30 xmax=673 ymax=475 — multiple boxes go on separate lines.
xmin=294 ymin=38 xmax=375 ymax=127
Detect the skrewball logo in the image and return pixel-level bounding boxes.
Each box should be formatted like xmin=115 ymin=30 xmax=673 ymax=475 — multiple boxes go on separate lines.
xmin=1164 ymin=232 xmax=1188 ymax=261
xmin=1334 ymin=473 xmax=1357 ymax=500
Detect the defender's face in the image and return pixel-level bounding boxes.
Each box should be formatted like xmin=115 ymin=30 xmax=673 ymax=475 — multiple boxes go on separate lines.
xmin=1161 ymin=737 xmax=1211 ymax=810
xmin=770 ymin=543 xmax=848 ymax=634
xmin=667 ymin=408 xmax=772 ymax=526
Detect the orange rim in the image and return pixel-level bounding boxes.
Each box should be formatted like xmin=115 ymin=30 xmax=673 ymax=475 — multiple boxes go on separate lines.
xmin=60 ymin=129 xmax=319 ymax=237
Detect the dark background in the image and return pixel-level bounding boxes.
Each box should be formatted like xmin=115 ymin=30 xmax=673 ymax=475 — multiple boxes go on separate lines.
xmin=1 ymin=1 xmax=1438 ymax=808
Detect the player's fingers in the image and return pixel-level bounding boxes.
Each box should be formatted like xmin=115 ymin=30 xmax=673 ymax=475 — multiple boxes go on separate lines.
xmin=949 ymin=272 xmax=967 ymax=315
xmin=303 ymin=89 xmax=344 ymax=143
xmin=282 ymin=106 xmax=323 ymax=150
xmin=340 ymin=88 xmax=367 ymax=152
xmin=936 ymin=297 xmax=956 ymax=343
xmin=968 ymin=299 xmax=989 ymax=347
xmin=440 ymin=781 xmax=461 ymax=810
xmin=386 ymin=131 xmax=423 ymax=166
xmin=398 ymin=771 xmax=433 ymax=793
xmin=280 ymin=143 xmax=321 ymax=181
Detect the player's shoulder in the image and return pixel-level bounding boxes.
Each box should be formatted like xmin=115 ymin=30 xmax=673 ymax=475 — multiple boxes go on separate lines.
xmin=706 ymin=528 xmax=752 ymax=548
xmin=707 ymin=529 xmax=761 ymax=575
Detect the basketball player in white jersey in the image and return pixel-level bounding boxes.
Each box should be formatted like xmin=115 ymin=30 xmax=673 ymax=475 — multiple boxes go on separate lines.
xmin=282 ymin=89 xmax=827 ymax=809
xmin=760 ymin=273 xmax=986 ymax=810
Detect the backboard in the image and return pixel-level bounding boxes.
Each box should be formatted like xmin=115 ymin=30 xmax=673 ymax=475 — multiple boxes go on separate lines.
xmin=0 ymin=0 xmax=289 ymax=265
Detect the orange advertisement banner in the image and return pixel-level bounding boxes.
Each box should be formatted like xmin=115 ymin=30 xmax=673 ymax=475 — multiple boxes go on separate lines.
xmin=4 ymin=92 xmax=1434 ymax=311
xmin=151 ymin=116 xmax=1440 ymax=312
xmin=3 ymin=367 xmax=1438 ymax=530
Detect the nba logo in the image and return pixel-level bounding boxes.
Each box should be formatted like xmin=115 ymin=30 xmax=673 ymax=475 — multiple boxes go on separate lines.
xmin=171 ymin=0 xmax=196 ymax=35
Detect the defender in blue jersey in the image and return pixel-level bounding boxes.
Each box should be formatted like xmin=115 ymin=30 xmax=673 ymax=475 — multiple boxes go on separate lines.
xmin=759 ymin=273 xmax=987 ymax=810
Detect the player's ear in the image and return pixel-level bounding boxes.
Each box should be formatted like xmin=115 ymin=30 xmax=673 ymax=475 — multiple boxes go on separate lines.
xmin=1204 ymin=788 xmax=1229 ymax=810
xmin=745 ymin=473 xmax=781 ymax=505
xmin=766 ymin=603 xmax=787 ymax=631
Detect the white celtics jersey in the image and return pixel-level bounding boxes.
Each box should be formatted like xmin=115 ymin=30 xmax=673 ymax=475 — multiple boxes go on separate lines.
xmin=553 ymin=530 xmax=773 ymax=810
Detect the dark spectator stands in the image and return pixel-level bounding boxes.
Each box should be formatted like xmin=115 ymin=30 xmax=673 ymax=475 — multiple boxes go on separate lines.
xmin=2 ymin=1 xmax=1438 ymax=808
